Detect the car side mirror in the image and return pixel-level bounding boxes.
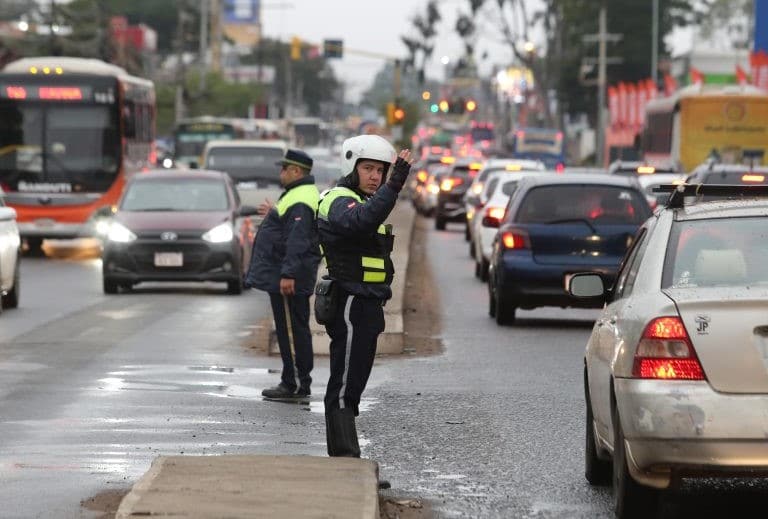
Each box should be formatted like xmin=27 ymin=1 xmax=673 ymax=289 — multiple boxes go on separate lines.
xmin=568 ymin=273 xmax=605 ymax=299
xmin=238 ymin=205 xmax=259 ymax=217
xmin=481 ymin=216 xmax=500 ymax=228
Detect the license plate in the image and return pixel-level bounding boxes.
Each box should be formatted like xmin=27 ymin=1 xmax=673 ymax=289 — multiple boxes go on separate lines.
xmin=154 ymin=252 xmax=183 ymax=267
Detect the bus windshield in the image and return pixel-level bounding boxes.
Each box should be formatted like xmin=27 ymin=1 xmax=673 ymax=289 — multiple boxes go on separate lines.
xmin=174 ymin=121 xmax=238 ymax=165
xmin=0 ymin=101 xmax=119 ymax=191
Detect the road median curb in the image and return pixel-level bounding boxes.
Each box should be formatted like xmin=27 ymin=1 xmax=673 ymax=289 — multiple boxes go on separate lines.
xmin=268 ymin=200 xmax=416 ymax=356
xmin=116 ymin=455 xmax=380 ymax=518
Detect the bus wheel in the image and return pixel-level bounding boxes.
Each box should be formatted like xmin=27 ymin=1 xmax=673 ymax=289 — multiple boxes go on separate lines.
xmin=24 ymin=238 xmax=44 ymax=257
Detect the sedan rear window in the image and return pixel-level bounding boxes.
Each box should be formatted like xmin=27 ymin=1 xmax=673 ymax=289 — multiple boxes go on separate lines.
xmin=663 ymin=217 xmax=768 ymax=288
xmin=122 ymin=179 xmax=230 ymax=212
xmin=516 ymin=185 xmax=648 ymax=225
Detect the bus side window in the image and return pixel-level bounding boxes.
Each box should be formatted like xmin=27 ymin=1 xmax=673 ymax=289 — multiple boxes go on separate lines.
xmin=124 ymin=101 xmax=137 ymax=139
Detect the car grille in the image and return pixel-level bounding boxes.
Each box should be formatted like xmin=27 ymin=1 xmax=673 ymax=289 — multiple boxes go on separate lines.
xmin=110 ymin=240 xmax=232 ymax=275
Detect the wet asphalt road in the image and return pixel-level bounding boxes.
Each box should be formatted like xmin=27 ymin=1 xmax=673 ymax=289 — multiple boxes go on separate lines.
xmin=0 ymin=243 xmax=334 ymax=518
xmin=3 ymin=232 xmax=768 ymax=518
xmin=363 ymin=220 xmax=613 ymax=518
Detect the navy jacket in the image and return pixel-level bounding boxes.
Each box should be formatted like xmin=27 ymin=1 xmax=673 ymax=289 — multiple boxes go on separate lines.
xmin=245 ymin=176 xmax=321 ymax=296
xmin=317 ymin=176 xmax=399 ymax=300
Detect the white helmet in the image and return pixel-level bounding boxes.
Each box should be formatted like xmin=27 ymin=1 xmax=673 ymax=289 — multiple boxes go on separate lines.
xmin=341 ymin=135 xmax=396 ymax=178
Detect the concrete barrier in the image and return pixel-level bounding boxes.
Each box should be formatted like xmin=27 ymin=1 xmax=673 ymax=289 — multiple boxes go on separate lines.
xmin=268 ymin=201 xmax=415 ymax=356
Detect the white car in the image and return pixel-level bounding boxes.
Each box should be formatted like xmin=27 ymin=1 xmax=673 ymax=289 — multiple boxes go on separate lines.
xmin=464 ymin=159 xmax=546 ymax=243
xmin=635 ymin=173 xmax=686 ymax=209
xmin=570 ymin=184 xmax=768 ymax=518
xmin=471 ymin=170 xmax=551 ymax=280
xmin=0 ymin=192 xmax=21 ymax=313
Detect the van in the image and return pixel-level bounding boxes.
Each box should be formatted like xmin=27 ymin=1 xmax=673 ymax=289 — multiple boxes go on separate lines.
xmin=202 ymin=139 xmax=288 ymax=210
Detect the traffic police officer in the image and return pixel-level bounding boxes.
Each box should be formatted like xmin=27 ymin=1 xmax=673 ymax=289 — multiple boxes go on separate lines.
xmin=317 ymin=135 xmax=412 ymax=459
xmin=245 ymin=149 xmax=321 ymax=400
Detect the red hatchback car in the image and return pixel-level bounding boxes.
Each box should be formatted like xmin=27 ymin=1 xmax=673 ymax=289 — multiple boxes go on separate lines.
xmin=101 ymin=169 xmax=259 ymax=294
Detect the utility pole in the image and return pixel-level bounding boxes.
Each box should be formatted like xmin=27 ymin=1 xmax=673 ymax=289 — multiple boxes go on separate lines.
xmin=651 ymin=0 xmax=659 ymax=85
xmin=210 ymin=0 xmax=222 ymax=73
xmin=174 ymin=5 xmax=188 ymax=123
xmin=199 ymin=0 xmax=209 ymax=92
xmin=582 ymin=5 xmax=622 ymax=167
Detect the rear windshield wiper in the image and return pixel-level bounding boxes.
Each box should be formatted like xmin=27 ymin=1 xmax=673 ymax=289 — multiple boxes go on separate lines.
xmin=544 ymin=218 xmax=598 ymax=234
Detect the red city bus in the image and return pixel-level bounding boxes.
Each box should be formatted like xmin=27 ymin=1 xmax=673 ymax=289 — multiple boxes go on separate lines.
xmin=0 ymin=57 xmax=155 ymax=254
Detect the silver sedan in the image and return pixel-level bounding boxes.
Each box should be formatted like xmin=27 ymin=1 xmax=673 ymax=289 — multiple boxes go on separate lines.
xmin=570 ymin=190 xmax=768 ymax=518
xmin=0 ymin=192 xmax=20 ymax=312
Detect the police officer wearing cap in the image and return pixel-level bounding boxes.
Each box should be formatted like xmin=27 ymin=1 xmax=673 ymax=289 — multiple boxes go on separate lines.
xmin=317 ymin=135 xmax=412 ymax=462
xmin=245 ymin=149 xmax=321 ymax=400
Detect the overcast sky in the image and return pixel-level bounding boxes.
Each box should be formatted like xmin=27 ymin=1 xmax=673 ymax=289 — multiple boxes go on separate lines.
xmin=260 ymin=0 xmax=519 ymax=102
xmin=261 ymin=0 xmax=692 ymax=103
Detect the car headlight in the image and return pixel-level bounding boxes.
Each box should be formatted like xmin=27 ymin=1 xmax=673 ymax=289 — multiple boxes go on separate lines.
xmin=202 ymin=222 xmax=234 ymax=243
xmin=107 ymin=222 xmax=137 ymax=243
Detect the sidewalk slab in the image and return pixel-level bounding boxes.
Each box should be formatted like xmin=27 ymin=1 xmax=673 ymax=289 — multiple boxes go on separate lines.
xmin=117 ymin=455 xmax=380 ymax=519
xmin=268 ymin=201 xmax=416 ymax=356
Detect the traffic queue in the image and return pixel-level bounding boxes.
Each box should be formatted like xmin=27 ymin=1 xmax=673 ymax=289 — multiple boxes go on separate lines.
xmin=408 ymin=120 xmax=768 ymax=517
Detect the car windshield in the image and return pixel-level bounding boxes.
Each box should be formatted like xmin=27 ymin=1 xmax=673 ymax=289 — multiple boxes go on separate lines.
xmin=663 ymin=217 xmax=768 ymax=288
xmin=121 ymin=179 xmax=229 ymax=212
xmin=205 ymin=146 xmax=283 ymax=183
xmin=516 ymin=185 xmax=648 ymax=225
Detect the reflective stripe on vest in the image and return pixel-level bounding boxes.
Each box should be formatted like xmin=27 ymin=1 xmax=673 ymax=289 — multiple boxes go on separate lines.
xmin=277 ymin=183 xmax=320 ymax=216
xmin=318 ymin=186 xmax=361 ymax=219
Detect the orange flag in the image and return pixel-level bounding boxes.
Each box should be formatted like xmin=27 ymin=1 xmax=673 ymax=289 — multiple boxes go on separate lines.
xmin=689 ymin=67 xmax=704 ymax=85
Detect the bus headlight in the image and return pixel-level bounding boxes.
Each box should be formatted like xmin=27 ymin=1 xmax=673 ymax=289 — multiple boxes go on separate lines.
xmin=202 ymin=223 xmax=234 ymax=243
xmin=108 ymin=222 xmax=137 ymax=243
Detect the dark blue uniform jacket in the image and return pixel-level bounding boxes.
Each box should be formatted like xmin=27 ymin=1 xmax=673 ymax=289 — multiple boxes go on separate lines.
xmin=245 ymin=176 xmax=321 ymax=296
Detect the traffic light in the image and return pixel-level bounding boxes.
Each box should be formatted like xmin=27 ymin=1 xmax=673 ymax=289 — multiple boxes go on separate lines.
xmin=290 ymin=36 xmax=301 ymax=60
xmin=393 ymin=105 xmax=405 ymax=123
xmin=323 ymin=39 xmax=343 ymax=58
xmin=465 ymin=99 xmax=477 ymax=112
xmin=439 ymin=99 xmax=449 ymax=113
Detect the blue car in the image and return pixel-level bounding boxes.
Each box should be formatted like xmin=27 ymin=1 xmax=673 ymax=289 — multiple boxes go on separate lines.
xmin=487 ymin=174 xmax=652 ymax=325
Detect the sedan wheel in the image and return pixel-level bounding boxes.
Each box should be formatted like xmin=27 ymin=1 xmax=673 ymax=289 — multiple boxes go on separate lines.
xmin=494 ymin=288 xmax=516 ymax=325
xmin=226 ymin=279 xmax=243 ymax=295
xmin=2 ymin=256 xmax=20 ymax=309
xmin=469 ymin=239 xmax=475 ymax=259
xmin=464 ymin=223 xmax=470 ymax=241
xmin=479 ymin=258 xmax=489 ymax=282
xmin=488 ymin=278 xmax=497 ymax=318
xmin=103 ymin=276 xmax=119 ymax=295
xmin=585 ymin=375 xmax=611 ymax=485
xmin=613 ymin=408 xmax=659 ymax=518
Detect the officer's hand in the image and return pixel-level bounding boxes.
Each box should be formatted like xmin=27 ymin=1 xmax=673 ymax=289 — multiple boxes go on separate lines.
xmin=387 ymin=149 xmax=413 ymax=192
xmin=258 ymin=198 xmax=274 ymax=216
xmin=279 ymin=278 xmax=295 ymax=296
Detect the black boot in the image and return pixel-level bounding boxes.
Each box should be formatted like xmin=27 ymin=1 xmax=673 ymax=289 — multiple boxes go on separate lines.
xmin=325 ymin=407 xmax=360 ymax=457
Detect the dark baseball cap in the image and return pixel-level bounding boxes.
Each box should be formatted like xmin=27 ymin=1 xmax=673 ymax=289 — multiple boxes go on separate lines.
xmin=276 ymin=148 xmax=313 ymax=170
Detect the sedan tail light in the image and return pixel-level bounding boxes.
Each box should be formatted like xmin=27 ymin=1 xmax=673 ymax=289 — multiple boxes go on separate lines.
xmin=632 ymin=316 xmax=706 ymax=380
xmin=500 ymin=230 xmax=529 ymax=250
xmin=440 ymin=177 xmax=464 ymax=191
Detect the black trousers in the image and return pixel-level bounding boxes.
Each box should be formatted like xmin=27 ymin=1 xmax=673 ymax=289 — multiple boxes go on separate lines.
xmin=269 ymin=292 xmax=313 ymax=391
xmin=324 ymin=291 xmax=385 ymax=415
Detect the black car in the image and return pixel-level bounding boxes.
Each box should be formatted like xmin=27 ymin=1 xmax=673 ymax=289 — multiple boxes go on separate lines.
xmin=434 ymin=160 xmax=482 ymax=230
xmin=102 ymin=169 xmax=259 ymax=294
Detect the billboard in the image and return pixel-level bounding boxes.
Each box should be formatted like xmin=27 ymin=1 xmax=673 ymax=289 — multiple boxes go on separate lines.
xmin=222 ymin=0 xmax=261 ymax=46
